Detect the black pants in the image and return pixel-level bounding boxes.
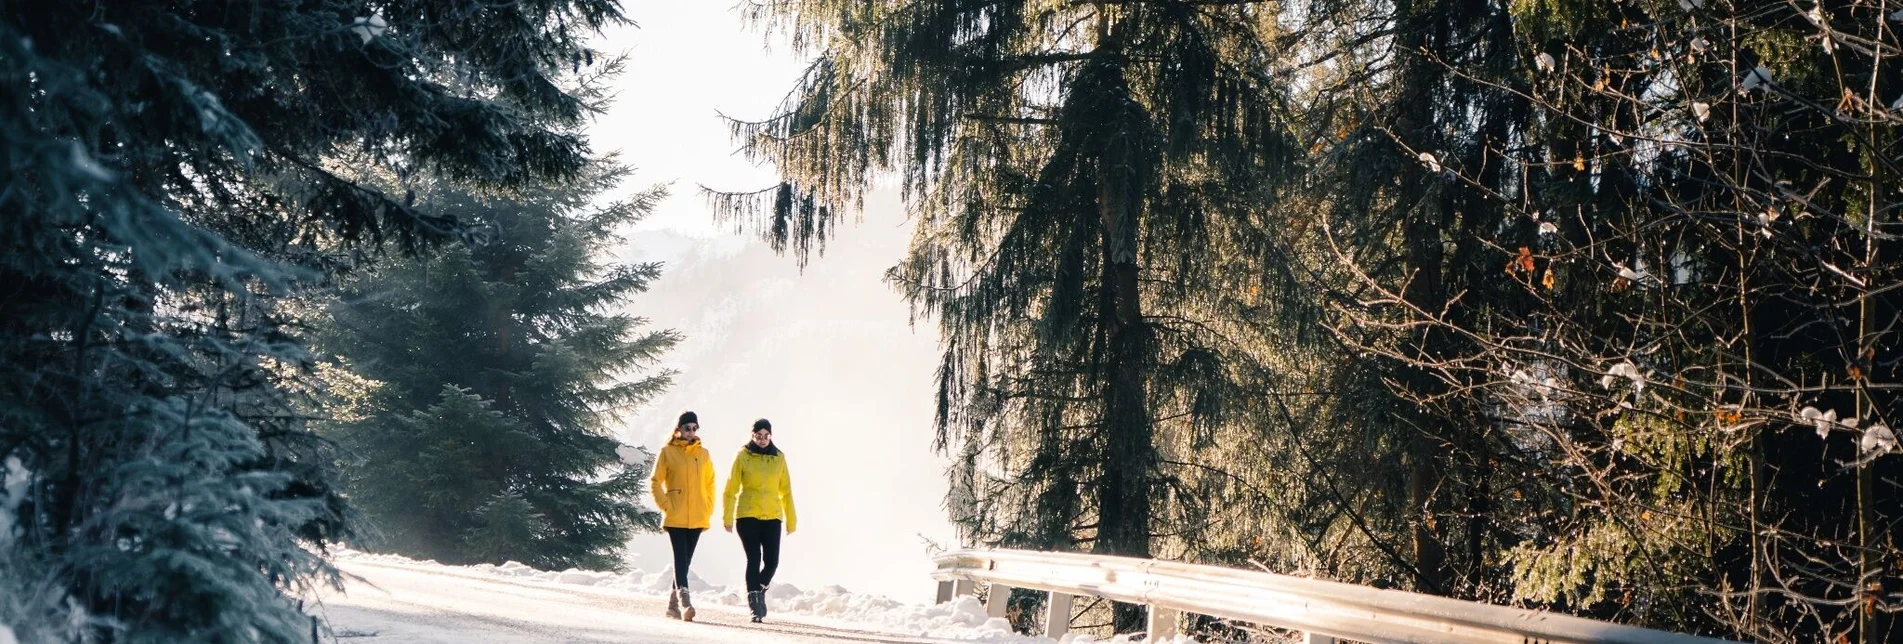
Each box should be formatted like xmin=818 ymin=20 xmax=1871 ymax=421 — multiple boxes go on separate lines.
xmin=666 ymin=527 xmax=703 ymax=589
xmin=735 ymin=518 xmax=782 ymax=592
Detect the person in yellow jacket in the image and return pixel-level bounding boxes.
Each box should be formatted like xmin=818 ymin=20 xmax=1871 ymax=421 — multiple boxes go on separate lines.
xmin=722 ymin=418 xmax=797 ymax=623
xmin=651 ymin=411 xmax=714 ymax=621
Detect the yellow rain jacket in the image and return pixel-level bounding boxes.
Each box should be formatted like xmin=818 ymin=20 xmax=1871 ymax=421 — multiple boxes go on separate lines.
xmin=722 ymin=446 xmax=797 ymax=533
xmin=651 ymin=437 xmax=715 ymax=529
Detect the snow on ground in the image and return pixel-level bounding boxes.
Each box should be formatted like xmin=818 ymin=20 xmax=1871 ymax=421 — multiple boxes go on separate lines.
xmin=320 ymin=549 xmax=1189 ymax=644
xmin=1 ymin=456 xmax=29 ymax=544
xmin=317 ymin=557 xmax=819 ymax=644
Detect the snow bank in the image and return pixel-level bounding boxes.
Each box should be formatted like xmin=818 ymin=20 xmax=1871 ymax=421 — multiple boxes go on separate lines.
xmin=332 ymin=548 xmax=1201 ymax=643
xmin=0 ymin=456 xmax=30 ymax=544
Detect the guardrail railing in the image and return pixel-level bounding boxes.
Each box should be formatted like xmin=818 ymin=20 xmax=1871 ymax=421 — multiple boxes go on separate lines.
xmin=930 ymin=549 xmax=1743 ymax=644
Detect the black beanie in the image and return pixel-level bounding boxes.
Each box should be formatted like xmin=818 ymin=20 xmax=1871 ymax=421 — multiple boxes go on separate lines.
xmin=752 ymin=418 xmax=772 ymax=432
xmin=678 ymin=411 xmax=699 ymax=427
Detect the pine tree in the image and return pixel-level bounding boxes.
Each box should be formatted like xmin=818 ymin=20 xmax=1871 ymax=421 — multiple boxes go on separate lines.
xmin=1286 ymin=0 xmax=1532 ymax=599
xmin=710 ymin=0 xmax=1903 ymax=640
xmin=1283 ymin=0 xmax=1903 ymax=639
xmin=1399 ymin=1 xmax=1903 ymax=639
xmin=715 ymin=0 xmax=1304 ymax=632
xmin=320 ymin=162 xmax=678 ymax=571
xmin=1 ymin=0 xmax=623 ymax=640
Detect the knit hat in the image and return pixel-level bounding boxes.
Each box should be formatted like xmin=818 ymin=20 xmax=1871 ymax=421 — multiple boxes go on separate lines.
xmin=678 ymin=411 xmax=699 ymax=427
xmin=752 ymin=418 xmax=772 ymax=432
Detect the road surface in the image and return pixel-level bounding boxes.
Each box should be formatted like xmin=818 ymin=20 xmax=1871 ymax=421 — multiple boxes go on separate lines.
xmin=314 ymin=558 xmax=968 ymax=643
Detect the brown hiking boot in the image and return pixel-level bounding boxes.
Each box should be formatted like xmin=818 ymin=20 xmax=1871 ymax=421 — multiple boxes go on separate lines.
xmin=677 ymin=588 xmax=696 ymax=622
xmin=665 ymin=587 xmax=681 ymax=619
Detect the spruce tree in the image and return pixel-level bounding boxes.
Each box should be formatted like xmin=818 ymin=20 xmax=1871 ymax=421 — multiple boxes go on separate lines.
xmin=320 ymin=162 xmax=678 ymax=571
xmin=1283 ymin=0 xmax=1530 ymax=599
xmin=716 ymin=0 xmax=1303 ymax=632
xmin=1271 ymin=0 xmax=1903 ymax=639
xmin=1 ymin=0 xmax=623 ymax=640
xmin=1343 ymin=1 xmax=1903 ymax=639
xmin=709 ymin=0 xmax=1903 ymax=641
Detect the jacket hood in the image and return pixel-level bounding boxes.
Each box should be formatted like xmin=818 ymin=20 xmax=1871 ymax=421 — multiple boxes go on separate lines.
xmin=668 ymin=437 xmax=701 ymax=447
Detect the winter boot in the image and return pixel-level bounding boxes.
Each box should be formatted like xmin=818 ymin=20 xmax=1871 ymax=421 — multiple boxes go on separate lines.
xmin=677 ymin=587 xmax=696 ymax=622
xmin=664 ymin=586 xmax=681 ymax=619
xmin=748 ymin=590 xmax=767 ymax=622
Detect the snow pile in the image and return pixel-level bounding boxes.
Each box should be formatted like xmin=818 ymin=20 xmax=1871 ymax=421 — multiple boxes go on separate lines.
xmin=0 ymin=456 xmax=29 ymax=544
xmin=0 ymin=624 xmax=16 ymax=644
xmin=331 ymin=548 xmax=1202 ymax=643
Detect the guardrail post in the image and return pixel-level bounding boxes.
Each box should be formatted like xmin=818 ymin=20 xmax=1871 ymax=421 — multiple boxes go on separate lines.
xmin=935 ymin=580 xmax=954 ymax=603
xmin=984 ymin=583 xmax=1010 ymax=619
xmin=1044 ymin=592 xmax=1073 ymax=639
xmin=1303 ymin=633 xmax=1339 ymax=644
xmin=953 ymin=579 xmax=975 ymax=599
xmin=1146 ymin=606 xmax=1180 ymax=641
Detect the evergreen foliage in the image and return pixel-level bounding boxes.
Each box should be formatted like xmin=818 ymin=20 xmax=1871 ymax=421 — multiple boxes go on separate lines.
xmin=1277 ymin=1 xmax=1903 ymax=640
xmin=1324 ymin=1 xmax=1903 ymax=640
xmin=724 ymin=0 xmax=1903 ymax=641
xmin=1 ymin=0 xmax=624 ymax=640
xmin=319 ymin=163 xmax=677 ymax=571
xmin=713 ymin=0 xmax=1305 ymax=632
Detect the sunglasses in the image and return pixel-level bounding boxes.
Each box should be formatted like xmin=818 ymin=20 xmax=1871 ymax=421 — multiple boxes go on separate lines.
xmin=681 ymin=423 xmax=700 ymax=431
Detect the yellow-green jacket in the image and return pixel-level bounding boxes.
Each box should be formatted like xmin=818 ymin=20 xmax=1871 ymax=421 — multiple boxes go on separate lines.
xmin=722 ymin=446 xmax=797 ymax=532
xmin=651 ymin=437 xmax=715 ymax=530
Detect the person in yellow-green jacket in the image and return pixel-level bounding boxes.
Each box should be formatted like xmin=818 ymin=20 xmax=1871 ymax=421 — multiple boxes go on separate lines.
xmin=651 ymin=411 xmax=714 ymax=621
xmin=722 ymin=418 xmax=797 ymax=623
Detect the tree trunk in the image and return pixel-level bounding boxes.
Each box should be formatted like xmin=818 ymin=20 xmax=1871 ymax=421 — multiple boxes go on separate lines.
xmin=1389 ymin=0 xmax=1451 ymax=595
xmin=1094 ymin=144 xmax=1155 ymax=634
xmin=1395 ymin=91 xmax=1451 ymax=598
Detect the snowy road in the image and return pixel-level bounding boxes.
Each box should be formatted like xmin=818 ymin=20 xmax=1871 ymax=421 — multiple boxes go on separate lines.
xmin=314 ymin=558 xmax=975 ymax=644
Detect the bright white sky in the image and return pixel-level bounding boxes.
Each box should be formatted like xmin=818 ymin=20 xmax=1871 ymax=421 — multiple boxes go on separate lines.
xmin=590 ymin=2 xmax=806 ymax=236
xmin=582 ymin=3 xmax=960 ymax=602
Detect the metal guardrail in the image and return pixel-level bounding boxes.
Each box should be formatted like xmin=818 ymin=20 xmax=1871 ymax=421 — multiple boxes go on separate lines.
xmin=930 ymin=549 xmax=1745 ymax=644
